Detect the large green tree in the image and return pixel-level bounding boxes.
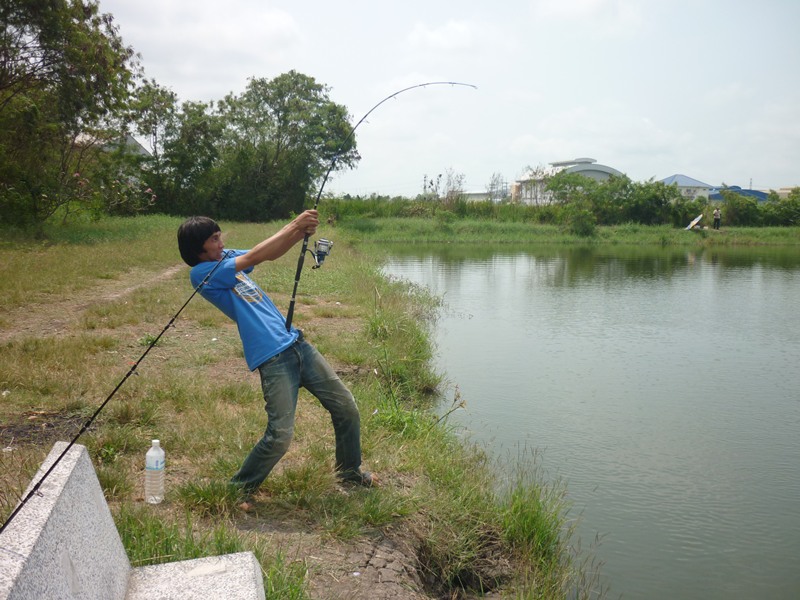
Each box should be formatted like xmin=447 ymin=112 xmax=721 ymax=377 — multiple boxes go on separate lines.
xmin=126 ymin=71 xmax=358 ymax=221
xmin=761 ymin=188 xmax=800 ymax=226
xmin=0 ymin=0 xmax=138 ymax=225
xmin=212 ymin=70 xmax=357 ymax=221
xmin=127 ymin=78 xmax=177 ymax=199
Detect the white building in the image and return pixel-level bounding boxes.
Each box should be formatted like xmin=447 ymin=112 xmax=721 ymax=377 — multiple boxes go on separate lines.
xmin=512 ymin=158 xmax=624 ymax=204
xmin=659 ymin=174 xmax=714 ymax=199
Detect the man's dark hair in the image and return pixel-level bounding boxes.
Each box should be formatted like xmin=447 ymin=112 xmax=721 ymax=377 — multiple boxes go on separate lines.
xmin=177 ymin=216 xmax=220 ymax=266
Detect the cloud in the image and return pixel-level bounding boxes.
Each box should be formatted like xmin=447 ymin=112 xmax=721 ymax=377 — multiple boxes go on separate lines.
xmin=530 ymin=0 xmax=643 ymax=36
xmin=407 ymin=20 xmax=481 ymax=51
xmin=110 ymin=1 xmax=303 ymax=100
xmin=507 ymin=101 xmax=695 ymax=181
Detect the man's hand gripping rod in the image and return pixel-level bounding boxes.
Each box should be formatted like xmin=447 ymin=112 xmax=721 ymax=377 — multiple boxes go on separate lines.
xmin=284 ymin=80 xmax=477 ymax=331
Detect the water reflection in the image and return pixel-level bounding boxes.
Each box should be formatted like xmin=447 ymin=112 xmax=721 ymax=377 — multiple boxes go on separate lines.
xmin=382 ymin=243 xmax=800 ymax=600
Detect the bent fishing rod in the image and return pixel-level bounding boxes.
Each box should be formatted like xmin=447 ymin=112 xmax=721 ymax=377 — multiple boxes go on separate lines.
xmin=284 ymin=80 xmax=477 ymax=331
xmin=0 ymin=255 xmax=231 ymax=535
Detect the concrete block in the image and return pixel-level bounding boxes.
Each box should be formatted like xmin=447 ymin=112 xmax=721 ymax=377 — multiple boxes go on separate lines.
xmin=126 ymin=552 xmax=266 ymax=600
xmin=0 ymin=442 xmax=130 ymax=600
xmin=1 ymin=442 xmax=266 ymax=600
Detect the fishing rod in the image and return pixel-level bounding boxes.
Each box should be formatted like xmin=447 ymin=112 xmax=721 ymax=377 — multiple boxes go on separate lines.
xmin=0 ymin=254 xmax=230 ymax=535
xmin=284 ymin=80 xmax=477 ymax=331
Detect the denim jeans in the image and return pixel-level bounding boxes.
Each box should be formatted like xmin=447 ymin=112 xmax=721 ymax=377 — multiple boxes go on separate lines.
xmin=231 ymin=337 xmax=362 ymax=493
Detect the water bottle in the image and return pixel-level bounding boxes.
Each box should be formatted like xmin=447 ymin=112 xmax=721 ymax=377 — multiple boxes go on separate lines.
xmin=144 ymin=439 xmax=165 ymax=504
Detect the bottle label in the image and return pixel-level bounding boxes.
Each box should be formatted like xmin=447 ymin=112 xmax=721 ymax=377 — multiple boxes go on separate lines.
xmin=146 ymin=460 xmax=165 ymax=470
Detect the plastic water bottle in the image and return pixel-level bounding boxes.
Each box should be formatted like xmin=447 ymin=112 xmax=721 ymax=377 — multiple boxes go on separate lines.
xmin=144 ymin=439 xmax=165 ymax=504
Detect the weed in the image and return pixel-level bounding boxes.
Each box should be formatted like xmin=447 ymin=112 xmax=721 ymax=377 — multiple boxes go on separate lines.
xmin=96 ymin=463 xmax=133 ymax=500
xmin=174 ymin=480 xmax=243 ymax=518
xmin=138 ymin=333 xmax=160 ymax=347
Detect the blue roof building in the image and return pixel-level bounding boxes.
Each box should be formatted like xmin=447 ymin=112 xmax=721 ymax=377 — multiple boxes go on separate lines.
xmin=709 ymin=186 xmax=769 ymax=202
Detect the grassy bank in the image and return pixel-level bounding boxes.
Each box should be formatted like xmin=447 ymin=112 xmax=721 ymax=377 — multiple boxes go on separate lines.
xmin=1 ymin=215 xmax=603 ymax=599
xmin=335 ymin=215 xmax=800 ymax=246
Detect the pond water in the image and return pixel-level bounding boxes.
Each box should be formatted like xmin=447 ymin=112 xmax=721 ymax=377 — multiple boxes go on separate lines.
xmin=382 ymin=244 xmax=800 ymax=600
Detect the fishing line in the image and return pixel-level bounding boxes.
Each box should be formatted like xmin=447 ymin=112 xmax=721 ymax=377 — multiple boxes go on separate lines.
xmin=0 ymin=253 xmax=230 ymax=535
xmin=284 ymin=80 xmax=477 ymax=331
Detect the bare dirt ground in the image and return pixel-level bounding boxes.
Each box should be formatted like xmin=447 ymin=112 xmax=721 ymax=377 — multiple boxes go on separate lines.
xmin=0 ymin=264 xmax=185 ymax=344
xmin=0 ymin=264 xmax=465 ymax=600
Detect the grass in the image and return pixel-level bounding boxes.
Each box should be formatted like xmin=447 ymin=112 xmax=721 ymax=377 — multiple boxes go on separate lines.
xmin=335 ymin=215 xmax=800 ymax=247
xmin=12 ymin=213 xmax=796 ymax=596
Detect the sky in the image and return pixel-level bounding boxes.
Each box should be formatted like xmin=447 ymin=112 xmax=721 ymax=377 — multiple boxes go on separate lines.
xmin=99 ymin=0 xmax=800 ymax=196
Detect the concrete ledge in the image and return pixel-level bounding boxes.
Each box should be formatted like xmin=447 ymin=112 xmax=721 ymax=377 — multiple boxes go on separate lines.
xmin=1 ymin=442 xmax=265 ymax=600
xmin=0 ymin=442 xmax=130 ymax=600
xmin=127 ymin=552 xmax=265 ymax=600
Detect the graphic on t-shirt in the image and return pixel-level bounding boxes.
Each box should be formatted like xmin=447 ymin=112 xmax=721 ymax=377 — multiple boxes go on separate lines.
xmin=234 ymin=273 xmax=264 ymax=304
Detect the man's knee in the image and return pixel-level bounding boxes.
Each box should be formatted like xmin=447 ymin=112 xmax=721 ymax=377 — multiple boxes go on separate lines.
xmin=335 ymin=396 xmax=361 ymax=424
xmin=269 ymin=426 xmax=294 ymax=455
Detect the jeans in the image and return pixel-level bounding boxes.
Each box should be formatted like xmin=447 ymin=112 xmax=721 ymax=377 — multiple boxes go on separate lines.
xmin=231 ymin=337 xmax=362 ymax=493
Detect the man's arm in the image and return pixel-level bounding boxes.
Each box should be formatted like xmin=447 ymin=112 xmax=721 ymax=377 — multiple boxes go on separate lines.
xmin=235 ymin=210 xmax=319 ymax=271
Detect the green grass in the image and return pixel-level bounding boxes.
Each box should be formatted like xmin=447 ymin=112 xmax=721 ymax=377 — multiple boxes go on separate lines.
xmin=115 ymin=504 xmax=308 ymax=599
xmin=336 ymin=216 xmax=800 ymax=247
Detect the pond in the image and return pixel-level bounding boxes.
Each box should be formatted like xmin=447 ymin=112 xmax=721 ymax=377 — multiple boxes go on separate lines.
xmin=383 ymin=243 xmax=800 ymax=600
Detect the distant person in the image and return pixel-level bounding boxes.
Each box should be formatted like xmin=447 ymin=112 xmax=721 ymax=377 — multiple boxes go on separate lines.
xmin=177 ymin=211 xmax=377 ymax=511
xmin=713 ymin=208 xmax=721 ymax=230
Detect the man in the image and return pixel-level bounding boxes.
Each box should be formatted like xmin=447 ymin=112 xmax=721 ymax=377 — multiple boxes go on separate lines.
xmin=177 ymin=211 xmax=376 ymax=510
xmin=713 ymin=207 xmax=721 ymax=230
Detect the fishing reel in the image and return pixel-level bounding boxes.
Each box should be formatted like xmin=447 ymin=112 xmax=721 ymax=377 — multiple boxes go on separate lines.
xmin=310 ymin=238 xmax=333 ymax=269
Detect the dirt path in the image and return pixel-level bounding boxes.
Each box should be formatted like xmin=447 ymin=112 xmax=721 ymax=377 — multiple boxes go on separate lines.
xmin=0 ymin=264 xmax=184 ymax=344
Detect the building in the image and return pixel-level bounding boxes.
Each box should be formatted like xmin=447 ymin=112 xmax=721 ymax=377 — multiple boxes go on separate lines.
xmin=709 ymin=185 xmax=769 ymax=202
xmin=549 ymin=157 xmax=624 ymax=182
xmin=659 ymin=174 xmax=714 ymax=200
xmin=512 ymin=158 xmax=624 ymax=204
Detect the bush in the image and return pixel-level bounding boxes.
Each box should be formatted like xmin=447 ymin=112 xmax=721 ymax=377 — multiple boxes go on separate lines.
xmin=563 ymin=204 xmax=597 ymax=237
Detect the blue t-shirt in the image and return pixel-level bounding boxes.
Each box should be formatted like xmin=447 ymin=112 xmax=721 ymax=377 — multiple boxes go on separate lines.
xmin=190 ymin=250 xmax=298 ymax=370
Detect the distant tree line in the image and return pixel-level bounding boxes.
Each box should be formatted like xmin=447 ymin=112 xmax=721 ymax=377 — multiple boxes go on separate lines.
xmin=327 ymin=171 xmax=800 ymax=236
xmin=1 ymin=0 xmax=356 ymax=228
xmin=542 ymin=172 xmax=799 ymax=234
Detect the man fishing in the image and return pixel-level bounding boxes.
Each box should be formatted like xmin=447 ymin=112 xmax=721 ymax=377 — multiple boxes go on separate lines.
xmin=177 ymin=210 xmax=377 ymax=511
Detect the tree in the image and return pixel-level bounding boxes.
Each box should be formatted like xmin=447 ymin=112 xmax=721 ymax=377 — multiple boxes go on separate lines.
xmin=517 ymin=164 xmax=553 ymax=205
xmin=759 ymin=188 xmax=799 ymax=226
xmin=623 ymin=178 xmax=677 ymax=225
xmin=160 ymin=100 xmax=222 ymax=215
xmin=442 ymin=167 xmax=465 ymax=206
xmin=127 ymin=79 xmax=177 ymax=190
xmin=720 ymin=188 xmax=761 ymax=226
xmin=213 ymin=71 xmax=357 ymax=221
xmin=422 ymin=173 xmax=442 ymax=199
xmin=546 ymin=171 xmax=598 ymax=205
xmin=0 ymin=0 xmax=138 ymax=225
xmin=485 ymin=172 xmax=507 ymax=202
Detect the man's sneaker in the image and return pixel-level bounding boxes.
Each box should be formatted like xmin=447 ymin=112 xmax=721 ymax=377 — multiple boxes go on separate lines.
xmin=339 ymin=471 xmax=379 ymax=488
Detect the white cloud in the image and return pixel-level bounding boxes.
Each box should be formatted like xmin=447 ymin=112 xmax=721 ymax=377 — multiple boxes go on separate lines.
xmin=407 ymin=20 xmax=481 ymax=51
xmin=108 ymin=1 xmax=303 ymax=100
xmin=530 ymin=0 xmax=643 ymax=36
